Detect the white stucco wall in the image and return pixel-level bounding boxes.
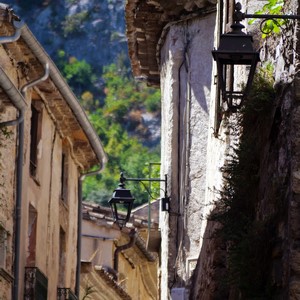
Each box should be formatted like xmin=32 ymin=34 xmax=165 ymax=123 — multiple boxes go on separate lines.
xmin=159 ymin=12 xmax=219 ymax=298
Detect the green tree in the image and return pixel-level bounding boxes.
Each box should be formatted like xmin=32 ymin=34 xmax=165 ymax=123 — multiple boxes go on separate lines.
xmin=55 ymin=53 xmax=161 ymax=207
xmin=82 ymin=62 xmax=161 ymax=207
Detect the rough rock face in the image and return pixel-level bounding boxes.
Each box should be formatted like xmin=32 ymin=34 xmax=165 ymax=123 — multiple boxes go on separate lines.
xmin=5 ymin=0 xmax=161 ymax=148
xmin=7 ymin=0 xmax=127 ymax=70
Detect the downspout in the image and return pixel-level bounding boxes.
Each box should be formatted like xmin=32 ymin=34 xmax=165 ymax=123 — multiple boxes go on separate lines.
xmin=21 ymin=63 xmax=49 ymax=94
xmin=12 ymin=112 xmax=24 ymax=300
xmin=76 ymin=166 xmax=106 ymax=298
xmin=113 ymin=229 xmax=136 ymax=278
xmin=0 ymin=17 xmax=29 ymax=300
xmin=0 ymin=72 xmax=26 ymax=300
xmin=0 ymin=19 xmax=24 ymax=44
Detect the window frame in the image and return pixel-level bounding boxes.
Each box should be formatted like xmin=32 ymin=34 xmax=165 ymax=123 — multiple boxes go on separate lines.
xmin=30 ymin=101 xmax=43 ymax=178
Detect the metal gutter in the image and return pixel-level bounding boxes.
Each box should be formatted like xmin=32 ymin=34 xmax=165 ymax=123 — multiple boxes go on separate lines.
xmin=20 ymin=25 xmax=107 ymax=169
xmin=0 ymin=66 xmax=26 ymax=112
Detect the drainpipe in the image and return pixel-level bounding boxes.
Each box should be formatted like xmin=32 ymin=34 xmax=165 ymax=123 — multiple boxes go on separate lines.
xmin=0 ymin=17 xmax=28 ymax=299
xmin=0 ymin=19 xmax=24 ymax=44
xmin=0 ymin=61 xmax=48 ymax=299
xmin=21 ymin=63 xmax=49 ymax=94
xmin=12 ymin=112 xmax=24 ymax=300
xmin=0 ymin=70 xmax=26 ymax=298
xmin=76 ymin=167 xmax=106 ymax=298
xmin=113 ymin=229 xmax=136 ymax=279
xmin=11 ymin=63 xmax=49 ymax=300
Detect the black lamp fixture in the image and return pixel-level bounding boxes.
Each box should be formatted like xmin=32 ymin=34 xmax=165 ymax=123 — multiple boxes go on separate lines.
xmin=212 ymin=2 xmax=300 ymax=112
xmin=212 ymin=2 xmax=260 ymax=112
xmin=109 ymin=173 xmax=135 ymax=229
xmin=109 ymin=172 xmax=169 ymax=229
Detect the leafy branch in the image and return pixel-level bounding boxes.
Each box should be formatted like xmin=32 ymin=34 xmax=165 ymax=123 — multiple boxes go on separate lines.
xmin=249 ymin=0 xmax=286 ymax=38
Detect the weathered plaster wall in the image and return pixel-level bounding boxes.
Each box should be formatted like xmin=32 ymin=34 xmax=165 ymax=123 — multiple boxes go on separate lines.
xmin=0 ymin=11 xmax=104 ymax=299
xmin=81 ymin=219 xmax=158 ymax=300
xmin=17 ymin=97 xmax=81 ymax=299
xmin=0 ymin=45 xmax=26 ymax=299
xmin=160 ymin=12 xmax=216 ymax=298
xmin=118 ymin=247 xmax=158 ymax=299
xmin=81 ymin=219 xmax=120 ymax=268
xmin=0 ymin=92 xmax=18 ymax=299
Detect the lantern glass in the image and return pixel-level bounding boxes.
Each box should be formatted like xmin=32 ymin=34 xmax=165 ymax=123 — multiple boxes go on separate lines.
xmin=109 ymin=184 xmax=135 ymax=229
xmin=212 ymin=32 xmax=260 ymax=111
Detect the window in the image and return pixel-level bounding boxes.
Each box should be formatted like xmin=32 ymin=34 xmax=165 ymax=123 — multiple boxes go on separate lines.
xmin=27 ymin=205 xmax=37 ymax=267
xmin=0 ymin=226 xmax=7 ymax=269
xmin=24 ymin=267 xmax=48 ymax=300
xmin=61 ymin=151 xmax=69 ymax=202
xmin=0 ymin=224 xmax=13 ymax=283
xmin=58 ymin=228 xmax=66 ymax=286
xmin=30 ymin=102 xmax=43 ymax=177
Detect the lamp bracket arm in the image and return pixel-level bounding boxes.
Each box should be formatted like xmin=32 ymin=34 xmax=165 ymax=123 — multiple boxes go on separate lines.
xmin=242 ymin=13 xmax=300 ymax=20
xmin=125 ymin=177 xmax=166 ymax=183
xmin=234 ymin=2 xmax=300 ymax=22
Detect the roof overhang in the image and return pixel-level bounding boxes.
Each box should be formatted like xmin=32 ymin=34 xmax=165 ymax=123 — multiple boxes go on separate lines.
xmin=125 ymin=0 xmax=217 ymax=86
xmin=0 ymin=4 xmax=107 ymax=171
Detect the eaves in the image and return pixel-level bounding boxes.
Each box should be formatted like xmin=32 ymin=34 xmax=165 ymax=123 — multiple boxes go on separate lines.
xmin=125 ymin=0 xmax=217 ymax=86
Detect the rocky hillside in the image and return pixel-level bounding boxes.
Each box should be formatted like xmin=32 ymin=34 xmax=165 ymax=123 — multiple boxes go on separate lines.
xmin=6 ymin=0 xmax=161 ymax=148
xmin=9 ymin=0 xmax=127 ymax=71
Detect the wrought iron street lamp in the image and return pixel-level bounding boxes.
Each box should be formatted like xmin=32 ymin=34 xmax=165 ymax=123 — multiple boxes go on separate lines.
xmin=109 ymin=174 xmax=135 ymax=229
xmin=212 ymin=3 xmax=260 ymax=111
xmin=109 ymin=172 xmax=169 ymax=229
xmin=212 ymin=2 xmax=300 ymax=112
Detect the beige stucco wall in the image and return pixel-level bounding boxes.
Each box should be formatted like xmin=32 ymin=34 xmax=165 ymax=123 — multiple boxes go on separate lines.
xmin=118 ymin=246 xmax=158 ymax=299
xmin=81 ymin=218 xmax=158 ymax=300
xmin=81 ymin=219 xmax=120 ymax=268
xmin=0 ymin=45 xmax=82 ymax=298
xmin=20 ymin=100 xmax=80 ymax=299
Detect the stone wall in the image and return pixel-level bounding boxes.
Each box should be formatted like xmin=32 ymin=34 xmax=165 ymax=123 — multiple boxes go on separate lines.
xmin=190 ymin=0 xmax=300 ymax=297
xmin=0 ymin=87 xmax=18 ymax=300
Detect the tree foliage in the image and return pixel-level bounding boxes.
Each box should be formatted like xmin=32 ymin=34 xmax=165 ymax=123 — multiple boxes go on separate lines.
xmin=249 ymin=0 xmax=286 ymax=38
xmin=57 ymin=51 xmax=161 ymax=207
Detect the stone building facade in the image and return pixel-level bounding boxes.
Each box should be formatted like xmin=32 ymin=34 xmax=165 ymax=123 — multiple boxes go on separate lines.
xmin=0 ymin=4 xmax=106 ymax=300
xmin=125 ymin=0 xmax=300 ymax=299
